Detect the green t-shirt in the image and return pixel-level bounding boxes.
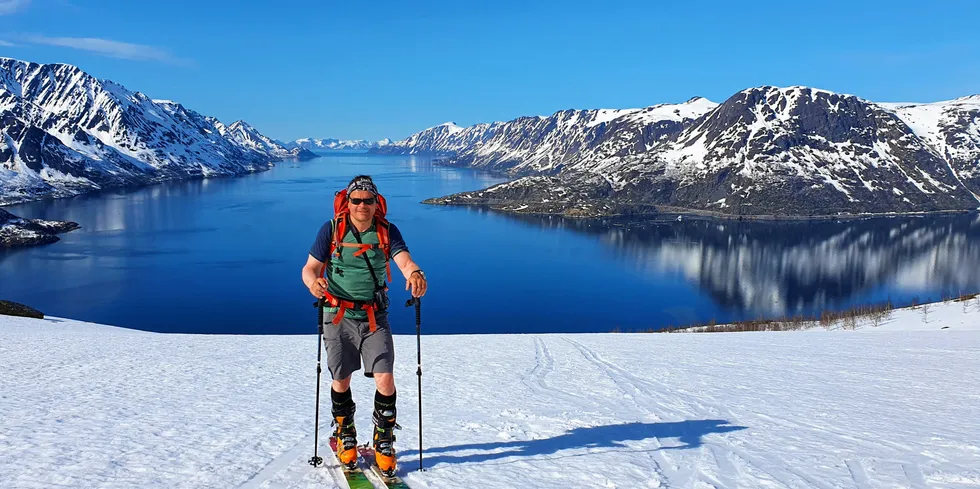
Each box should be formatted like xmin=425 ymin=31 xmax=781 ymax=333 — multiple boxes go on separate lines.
xmin=310 ymin=219 xmax=408 ymax=319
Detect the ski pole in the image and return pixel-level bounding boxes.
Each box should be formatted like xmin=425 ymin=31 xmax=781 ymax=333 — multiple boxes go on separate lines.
xmin=309 ymin=297 xmax=325 ymax=467
xmin=406 ymin=297 xmax=424 ymax=471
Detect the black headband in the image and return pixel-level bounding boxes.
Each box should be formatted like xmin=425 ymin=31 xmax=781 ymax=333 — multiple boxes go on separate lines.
xmin=347 ymin=178 xmax=378 ymax=196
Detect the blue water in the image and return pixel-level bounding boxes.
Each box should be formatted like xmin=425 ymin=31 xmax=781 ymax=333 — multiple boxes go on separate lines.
xmin=3 ymin=154 xmax=980 ymax=335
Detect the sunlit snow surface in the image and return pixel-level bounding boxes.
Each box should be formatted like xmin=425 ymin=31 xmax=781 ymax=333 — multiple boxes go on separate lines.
xmin=2 ymin=301 xmax=979 ymax=488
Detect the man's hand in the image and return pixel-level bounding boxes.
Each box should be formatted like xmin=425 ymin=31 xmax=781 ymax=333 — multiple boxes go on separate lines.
xmin=406 ymin=271 xmax=427 ymax=298
xmin=310 ymin=277 xmax=327 ymax=299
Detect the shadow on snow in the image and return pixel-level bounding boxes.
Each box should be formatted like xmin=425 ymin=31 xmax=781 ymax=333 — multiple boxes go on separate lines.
xmin=416 ymin=419 xmax=746 ymax=467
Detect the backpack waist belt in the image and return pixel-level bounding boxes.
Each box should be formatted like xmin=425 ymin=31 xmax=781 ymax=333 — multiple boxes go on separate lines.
xmin=324 ymin=293 xmax=381 ymax=332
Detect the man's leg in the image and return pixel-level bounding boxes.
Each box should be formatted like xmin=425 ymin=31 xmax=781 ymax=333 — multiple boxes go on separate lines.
xmin=373 ymin=373 xmax=394 ymax=396
xmin=323 ymin=310 xmax=361 ymax=469
xmin=360 ymin=315 xmax=399 ymax=475
xmin=332 ymin=377 xmax=352 ymax=393
xmin=372 ymin=377 xmax=398 ymax=475
xmin=330 ymin=375 xmax=358 ymax=467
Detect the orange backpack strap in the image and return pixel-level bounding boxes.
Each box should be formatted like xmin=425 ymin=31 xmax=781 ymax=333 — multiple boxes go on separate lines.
xmin=330 ymin=215 xmax=347 ymax=261
xmin=377 ymin=219 xmax=392 ymax=282
xmin=319 ymin=218 xmax=337 ymax=279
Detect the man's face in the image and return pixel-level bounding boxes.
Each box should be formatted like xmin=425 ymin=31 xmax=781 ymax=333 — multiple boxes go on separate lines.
xmin=348 ymin=190 xmax=376 ymax=221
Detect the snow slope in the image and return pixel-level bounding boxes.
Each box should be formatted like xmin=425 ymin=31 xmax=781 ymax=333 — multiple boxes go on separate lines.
xmin=882 ymin=95 xmax=980 ymax=198
xmin=376 ymin=98 xmax=719 ymax=175
xmin=1 ymin=301 xmax=979 ymax=489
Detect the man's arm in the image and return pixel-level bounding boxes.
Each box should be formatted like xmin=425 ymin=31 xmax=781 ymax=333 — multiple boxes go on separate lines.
xmin=304 ymin=220 xmax=332 ymax=298
xmin=392 ymin=251 xmax=420 ymax=278
xmin=393 ymin=251 xmax=426 ymax=297
xmin=302 ymin=254 xmax=327 ymax=298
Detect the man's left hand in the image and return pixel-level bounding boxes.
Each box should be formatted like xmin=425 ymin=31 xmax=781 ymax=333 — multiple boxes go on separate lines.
xmin=406 ymin=272 xmax=427 ymax=298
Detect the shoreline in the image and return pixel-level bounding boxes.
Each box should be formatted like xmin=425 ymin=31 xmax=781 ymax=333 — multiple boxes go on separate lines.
xmin=0 ymin=209 xmax=80 ymax=249
xmin=6 ymin=294 xmax=977 ymax=335
xmin=420 ymin=198 xmax=980 ymax=223
xmin=0 ymin=151 xmax=342 ymax=207
xmin=643 ymin=293 xmax=980 ymax=334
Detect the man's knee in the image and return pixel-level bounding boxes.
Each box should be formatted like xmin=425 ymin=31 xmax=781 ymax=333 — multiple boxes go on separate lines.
xmin=332 ymin=376 xmax=352 ymax=392
xmin=374 ymin=373 xmax=395 ymax=396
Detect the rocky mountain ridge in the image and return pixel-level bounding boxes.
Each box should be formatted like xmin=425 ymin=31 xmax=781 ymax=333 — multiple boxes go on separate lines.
xmin=0 ymin=57 xmax=314 ymax=205
xmin=402 ymin=86 xmax=980 ymax=218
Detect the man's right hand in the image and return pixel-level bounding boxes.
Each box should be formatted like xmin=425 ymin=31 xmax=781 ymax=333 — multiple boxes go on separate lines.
xmin=310 ymin=278 xmax=327 ymax=298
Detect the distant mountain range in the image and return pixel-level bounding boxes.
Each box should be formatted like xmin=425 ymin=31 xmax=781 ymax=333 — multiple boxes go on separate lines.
xmin=279 ymin=137 xmax=392 ymax=152
xmin=0 ymin=57 xmax=321 ymax=205
xmin=379 ymin=88 xmax=980 ymax=218
xmin=5 ymin=55 xmax=979 ymax=219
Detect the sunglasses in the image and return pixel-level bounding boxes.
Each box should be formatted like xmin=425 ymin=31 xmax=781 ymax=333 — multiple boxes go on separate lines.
xmin=350 ymin=197 xmax=376 ymax=205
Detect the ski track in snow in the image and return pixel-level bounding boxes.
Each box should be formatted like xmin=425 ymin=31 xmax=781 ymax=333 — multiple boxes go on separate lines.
xmin=2 ymin=301 xmax=980 ymax=489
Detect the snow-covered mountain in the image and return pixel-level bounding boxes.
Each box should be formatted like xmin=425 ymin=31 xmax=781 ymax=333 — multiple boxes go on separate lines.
xmin=220 ymin=121 xmax=291 ymax=157
xmin=373 ymin=121 xmax=494 ymax=156
xmin=0 ymin=57 xmax=313 ymax=205
xmin=420 ymin=87 xmax=980 ymax=217
xmin=280 ymin=137 xmax=392 ymax=152
xmin=881 ymin=95 xmax=980 ymax=198
xmin=375 ymin=97 xmax=719 ymax=175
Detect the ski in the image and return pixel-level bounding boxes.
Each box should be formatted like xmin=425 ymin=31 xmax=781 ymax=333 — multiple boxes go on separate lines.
xmin=327 ymin=437 xmax=376 ymax=489
xmin=357 ymin=445 xmax=411 ymax=489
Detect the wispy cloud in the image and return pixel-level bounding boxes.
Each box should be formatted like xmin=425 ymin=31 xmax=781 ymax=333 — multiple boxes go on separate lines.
xmin=0 ymin=0 xmax=31 ymax=15
xmin=23 ymin=35 xmax=192 ymax=66
xmin=0 ymin=40 xmax=16 ymax=46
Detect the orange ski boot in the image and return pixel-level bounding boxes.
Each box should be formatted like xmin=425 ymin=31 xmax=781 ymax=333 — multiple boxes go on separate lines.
xmin=331 ymin=403 xmax=358 ymax=469
xmin=372 ymin=407 xmax=400 ymax=477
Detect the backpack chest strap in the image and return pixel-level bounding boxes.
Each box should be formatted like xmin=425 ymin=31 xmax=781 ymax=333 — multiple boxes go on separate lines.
xmin=336 ymin=241 xmax=380 ymax=257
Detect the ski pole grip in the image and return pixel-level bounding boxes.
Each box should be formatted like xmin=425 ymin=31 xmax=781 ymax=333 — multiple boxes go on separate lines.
xmin=316 ymin=297 xmax=324 ymax=332
xmin=405 ymin=297 xmax=421 ymax=322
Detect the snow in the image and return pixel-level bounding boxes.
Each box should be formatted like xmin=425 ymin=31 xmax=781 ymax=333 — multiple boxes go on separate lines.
xmin=2 ymin=300 xmax=979 ymax=489
xmin=0 ymin=222 xmax=46 ymax=242
xmin=438 ymin=122 xmax=464 ymax=135
xmin=0 ymin=57 xmax=291 ymax=204
xmin=585 ymin=98 xmax=719 ymax=129
xmin=585 ymin=108 xmax=641 ymax=128
xmin=880 ymin=97 xmax=980 ymax=204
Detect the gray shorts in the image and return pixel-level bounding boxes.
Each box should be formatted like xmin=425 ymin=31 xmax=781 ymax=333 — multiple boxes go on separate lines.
xmin=321 ymin=310 xmax=394 ymax=380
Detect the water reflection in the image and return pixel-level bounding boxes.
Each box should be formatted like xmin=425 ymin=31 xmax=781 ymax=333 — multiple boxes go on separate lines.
xmin=502 ymin=212 xmax=980 ymax=317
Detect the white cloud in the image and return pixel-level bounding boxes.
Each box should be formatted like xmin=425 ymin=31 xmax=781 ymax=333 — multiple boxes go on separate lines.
xmin=23 ymin=35 xmax=192 ymax=66
xmin=0 ymin=0 xmax=30 ymax=15
xmin=0 ymin=40 xmax=16 ymax=46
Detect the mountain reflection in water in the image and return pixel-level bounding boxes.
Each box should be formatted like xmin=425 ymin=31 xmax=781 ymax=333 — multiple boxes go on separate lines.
xmin=503 ymin=212 xmax=980 ymax=318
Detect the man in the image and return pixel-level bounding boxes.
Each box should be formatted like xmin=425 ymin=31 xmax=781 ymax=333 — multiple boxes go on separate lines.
xmin=301 ymin=175 xmax=427 ymax=476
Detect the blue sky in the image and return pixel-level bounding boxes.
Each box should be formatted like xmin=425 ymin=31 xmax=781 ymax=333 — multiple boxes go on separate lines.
xmin=1 ymin=0 xmax=978 ymax=142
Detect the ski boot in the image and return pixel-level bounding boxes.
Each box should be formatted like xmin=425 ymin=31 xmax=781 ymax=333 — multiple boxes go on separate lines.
xmin=331 ymin=403 xmax=358 ymax=470
xmin=372 ymin=406 xmax=401 ymax=477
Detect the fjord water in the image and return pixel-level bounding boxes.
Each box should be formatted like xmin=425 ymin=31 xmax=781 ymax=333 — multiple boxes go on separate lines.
xmin=2 ymin=154 xmax=979 ymax=335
